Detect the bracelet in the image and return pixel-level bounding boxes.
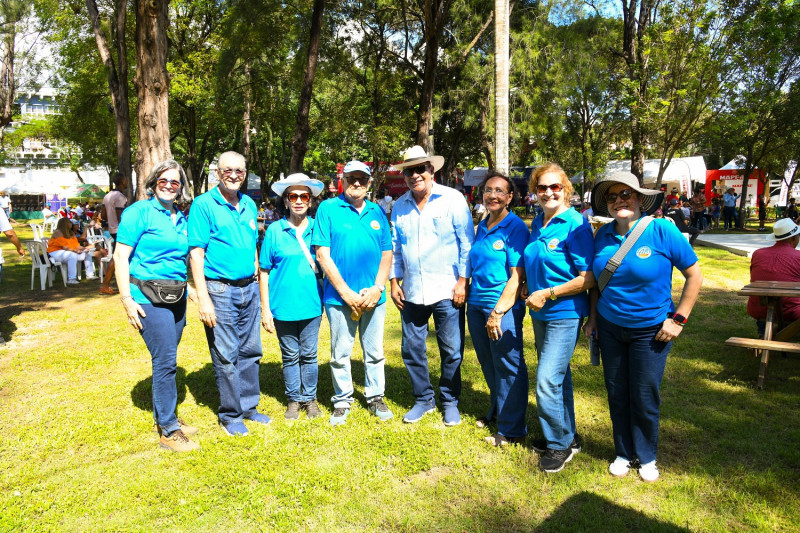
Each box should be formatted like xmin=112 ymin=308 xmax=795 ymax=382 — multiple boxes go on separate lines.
xmin=121 ymin=295 xmax=134 ymax=302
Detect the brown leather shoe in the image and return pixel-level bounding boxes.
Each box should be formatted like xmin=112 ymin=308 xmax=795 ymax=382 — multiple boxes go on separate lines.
xmin=159 ymin=429 xmax=199 ymax=452
xmin=98 ymin=286 xmax=118 ymax=295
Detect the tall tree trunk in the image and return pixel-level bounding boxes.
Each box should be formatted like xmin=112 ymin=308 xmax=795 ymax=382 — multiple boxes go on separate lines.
xmin=241 ymin=59 xmax=252 ymax=165
xmin=415 ymin=0 xmax=453 ymax=154
xmin=289 ymin=0 xmax=324 ymax=173
xmin=86 ymin=0 xmax=133 ymax=198
xmin=479 ymin=92 xmax=494 ymax=170
xmin=134 ymin=0 xmax=171 ymax=199
xmin=494 ymin=0 xmax=509 ymax=175
xmin=0 ymin=24 xmax=14 ymax=129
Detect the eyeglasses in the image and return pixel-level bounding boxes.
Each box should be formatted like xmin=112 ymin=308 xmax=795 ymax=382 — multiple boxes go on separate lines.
xmin=403 ymin=164 xmax=428 ymax=177
xmin=345 ymin=175 xmax=370 ymax=186
xmin=219 ymin=168 xmax=246 ymax=177
xmin=536 ymin=183 xmax=563 ymax=193
xmin=483 ymin=188 xmax=509 ymax=197
xmin=156 ymin=178 xmax=181 ymax=189
xmin=606 ymin=189 xmax=635 ymax=203
xmin=287 ymin=192 xmax=311 ymax=203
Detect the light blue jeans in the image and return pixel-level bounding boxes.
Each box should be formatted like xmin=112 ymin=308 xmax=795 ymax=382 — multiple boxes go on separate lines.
xmin=325 ymin=303 xmax=386 ymax=408
xmin=274 ymin=316 xmax=322 ymax=402
xmin=531 ymin=317 xmax=581 ymax=450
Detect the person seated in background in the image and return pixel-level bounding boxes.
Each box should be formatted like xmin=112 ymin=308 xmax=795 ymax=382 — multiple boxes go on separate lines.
xmin=748 ymin=218 xmax=800 ymax=337
xmin=786 ymin=198 xmax=799 ymax=222
xmin=48 ymin=217 xmax=97 ymax=285
xmin=41 ymin=203 xmax=57 ymax=225
xmin=665 ymin=199 xmax=701 ymax=244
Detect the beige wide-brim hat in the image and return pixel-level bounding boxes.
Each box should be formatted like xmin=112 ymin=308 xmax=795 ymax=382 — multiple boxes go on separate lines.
xmin=591 ymin=172 xmax=664 ymax=218
xmin=767 ymin=218 xmax=800 ymax=242
xmin=394 ymin=145 xmax=444 ymax=173
xmin=271 ymin=173 xmax=324 ymax=197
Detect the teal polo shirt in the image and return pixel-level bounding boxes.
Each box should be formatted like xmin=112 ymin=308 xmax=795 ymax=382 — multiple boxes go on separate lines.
xmin=468 ymin=212 xmax=529 ymax=307
xmin=259 ymin=218 xmax=323 ymax=321
xmin=311 ymin=195 xmax=392 ymax=307
xmin=188 ymin=187 xmax=258 ymax=280
xmin=524 ymin=207 xmax=595 ymax=320
xmin=116 ymin=198 xmax=189 ymax=305
xmin=592 ymin=217 xmax=697 ymax=328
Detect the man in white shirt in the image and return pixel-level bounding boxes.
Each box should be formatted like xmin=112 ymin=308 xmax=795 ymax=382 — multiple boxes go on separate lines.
xmin=390 ymin=145 xmax=475 ymax=426
xmin=0 ymin=191 xmax=11 ymax=219
xmin=377 ymin=191 xmax=394 ymax=220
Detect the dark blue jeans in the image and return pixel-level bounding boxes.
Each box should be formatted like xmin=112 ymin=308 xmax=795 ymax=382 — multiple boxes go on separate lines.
xmin=139 ymin=300 xmax=187 ymax=436
xmin=400 ymin=299 xmax=464 ymax=406
xmin=598 ymin=313 xmax=671 ymax=465
xmin=205 ymin=279 xmax=263 ymax=425
xmin=274 ymin=316 xmax=321 ymax=402
xmin=467 ymin=302 xmax=528 ymax=438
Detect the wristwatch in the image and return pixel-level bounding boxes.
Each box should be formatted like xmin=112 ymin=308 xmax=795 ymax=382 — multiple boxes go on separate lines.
xmin=492 ymin=307 xmax=505 ymax=316
xmin=669 ymin=312 xmax=687 ymax=326
xmin=549 ymin=287 xmax=557 ymax=301
xmin=374 ymin=284 xmax=385 ymax=293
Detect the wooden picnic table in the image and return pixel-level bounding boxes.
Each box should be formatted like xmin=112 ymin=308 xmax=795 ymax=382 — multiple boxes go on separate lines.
xmin=728 ymin=281 xmax=800 ymax=388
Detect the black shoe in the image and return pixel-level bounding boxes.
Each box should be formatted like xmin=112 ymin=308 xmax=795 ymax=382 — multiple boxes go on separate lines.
xmin=539 ymin=447 xmax=575 ymax=473
xmin=531 ymin=435 xmax=582 ymax=454
xmin=285 ymin=401 xmax=301 ymax=420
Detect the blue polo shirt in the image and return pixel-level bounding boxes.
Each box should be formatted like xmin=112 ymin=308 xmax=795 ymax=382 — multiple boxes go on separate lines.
xmin=524 ymin=207 xmax=594 ymax=320
xmin=259 ymin=218 xmax=322 ymax=321
xmin=116 ymin=198 xmax=189 ymax=305
xmin=188 ymin=187 xmax=258 ymax=280
xmin=311 ymin=195 xmax=392 ymax=307
xmin=593 ymin=217 xmax=698 ymax=328
xmin=468 ymin=212 xmax=529 ymax=307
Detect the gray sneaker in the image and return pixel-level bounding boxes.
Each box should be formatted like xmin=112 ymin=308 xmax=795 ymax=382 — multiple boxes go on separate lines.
xmin=329 ymin=407 xmax=350 ymax=426
xmin=285 ymin=401 xmax=301 ymax=420
xmin=302 ymin=400 xmax=323 ymax=419
xmin=367 ymin=397 xmax=394 ymax=421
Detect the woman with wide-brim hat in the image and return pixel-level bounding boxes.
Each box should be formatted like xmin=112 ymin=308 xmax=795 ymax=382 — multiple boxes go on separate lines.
xmin=258 ymin=172 xmax=325 ymax=420
xmin=583 ymin=171 xmax=703 ymax=482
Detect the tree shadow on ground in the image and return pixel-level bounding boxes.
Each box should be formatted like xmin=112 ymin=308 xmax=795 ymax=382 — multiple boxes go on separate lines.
xmin=130 ymin=366 xmax=189 ymax=412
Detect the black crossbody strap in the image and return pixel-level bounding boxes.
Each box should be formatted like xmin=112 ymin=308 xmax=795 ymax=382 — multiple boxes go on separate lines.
xmin=597 ymin=216 xmax=654 ymax=294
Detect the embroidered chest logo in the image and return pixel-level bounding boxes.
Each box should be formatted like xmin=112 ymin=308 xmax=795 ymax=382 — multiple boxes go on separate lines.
xmin=249 ymin=219 xmax=256 ymax=230
xmin=636 ymin=246 xmax=652 ymax=259
xmin=370 ymin=220 xmax=381 ymax=230
xmin=492 ymin=239 xmax=504 ymax=250
xmin=547 ymin=238 xmax=560 ymax=250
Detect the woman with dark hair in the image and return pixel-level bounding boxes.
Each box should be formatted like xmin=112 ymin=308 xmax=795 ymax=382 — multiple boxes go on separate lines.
xmin=523 ymin=162 xmax=596 ymax=473
xmin=585 ymin=172 xmax=702 ymax=482
xmin=259 ymin=173 xmax=325 ymax=420
xmin=466 ymin=172 xmax=530 ymax=446
xmin=47 ymin=217 xmax=97 ymax=284
xmin=113 ymin=159 xmax=199 ymax=452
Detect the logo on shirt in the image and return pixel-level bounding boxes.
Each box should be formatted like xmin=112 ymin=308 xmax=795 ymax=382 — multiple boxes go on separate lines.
xmin=370 ymin=220 xmax=380 ymax=230
xmin=249 ymin=219 xmax=256 ymax=230
xmin=183 ymin=230 xmax=188 ymax=236
xmin=547 ymin=238 xmax=560 ymax=250
xmin=492 ymin=239 xmax=504 ymax=251
xmin=636 ymin=246 xmax=652 ymax=259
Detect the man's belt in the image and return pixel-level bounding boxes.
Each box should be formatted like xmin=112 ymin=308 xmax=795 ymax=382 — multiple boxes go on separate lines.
xmin=206 ymin=275 xmax=257 ymax=287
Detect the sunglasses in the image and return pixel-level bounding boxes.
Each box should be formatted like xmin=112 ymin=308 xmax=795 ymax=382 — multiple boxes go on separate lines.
xmin=536 ymin=183 xmax=563 ymax=193
xmin=403 ymin=164 xmax=429 ymax=178
xmin=287 ymin=192 xmax=311 ymax=203
xmin=156 ymin=178 xmax=181 ymax=189
xmin=345 ymin=175 xmax=370 ymax=186
xmin=606 ymin=189 xmax=635 ymax=203
xmin=219 ymin=168 xmax=246 ymax=177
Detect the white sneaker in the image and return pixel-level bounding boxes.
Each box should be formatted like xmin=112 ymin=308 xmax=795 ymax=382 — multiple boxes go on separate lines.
xmin=85 ymin=274 xmax=98 ymax=280
xmin=67 ymin=279 xmax=80 ymax=285
xmin=639 ymin=460 xmax=659 ymax=482
xmin=608 ymin=456 xmax=630 ymax=477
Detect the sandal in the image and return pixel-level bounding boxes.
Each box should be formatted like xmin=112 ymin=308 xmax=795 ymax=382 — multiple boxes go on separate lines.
xmin=484 ymin=433 xmax=526 ymax=447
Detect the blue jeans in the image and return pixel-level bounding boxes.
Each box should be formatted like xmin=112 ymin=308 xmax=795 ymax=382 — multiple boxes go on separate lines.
xmin=723 ymin=206 xmax=736 ymax=229
xmin=204 ymin=279 xmax=263 ymax=424
xmin=467 ymin=302 xmax=528 ymax=438
xmin=531 ymin=317 xmax=581 ymax=449
xmin=597 ymin=313 xmax=671 ymax=464
xmin=400 ymin=299 xmax=464 ymax=406
xmin=326 ymin=303 xmax=386 ymax=408
xmin=139 ymin=300 xmax=187 ymax=435
xmin=274 ymin=316 xmax=322 ymax=402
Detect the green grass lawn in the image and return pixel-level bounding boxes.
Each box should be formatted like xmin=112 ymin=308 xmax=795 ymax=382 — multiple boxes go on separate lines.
xmin=1 ymin=224 xmax=799 ymax=531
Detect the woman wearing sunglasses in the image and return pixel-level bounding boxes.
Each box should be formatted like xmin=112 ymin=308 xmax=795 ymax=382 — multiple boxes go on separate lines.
xmin=466 ymin=172 xmax=529 ymax=447
xmin=584 ymin=172 xmax=702 ymax=482
xmin=523 ymin=162 xmax=596 ymax=473
xmin=114 ymin=159 xmax=199 ymax=452
xmin=258 ymin=173 xmax=325 ymax=420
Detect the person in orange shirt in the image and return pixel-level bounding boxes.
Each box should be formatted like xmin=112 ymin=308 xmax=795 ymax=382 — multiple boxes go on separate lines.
xmin=47 ymin=218 xmax=97 ymax=285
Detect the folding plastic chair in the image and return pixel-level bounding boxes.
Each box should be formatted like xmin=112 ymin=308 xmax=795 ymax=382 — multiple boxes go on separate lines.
xmin=38 ymin=238 xmax=69 ymax=287
xmin=26 ymin=241 xmax=54 ymax=290
xmin=29 ymin=223 xmax=44 ymax=241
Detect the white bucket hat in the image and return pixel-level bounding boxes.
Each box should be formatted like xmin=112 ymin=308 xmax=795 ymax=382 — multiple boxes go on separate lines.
xmin=271 ymin=173 xmax=324 ymax=197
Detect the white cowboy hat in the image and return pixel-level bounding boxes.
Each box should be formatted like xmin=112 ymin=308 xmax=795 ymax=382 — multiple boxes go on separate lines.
xmin=271 ymin=173 xmax=324 ymax=197
xmin=767 ymin=218 xmax=800 ymax=242
xmin=394 ymin=145 xmax=444 ymax=173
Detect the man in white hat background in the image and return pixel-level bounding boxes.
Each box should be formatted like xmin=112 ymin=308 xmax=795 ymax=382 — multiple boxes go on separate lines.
xmin=312 ymin=160 xmax=394 ymax=426
xmin=747 ymin=218 xmax=800 ymax=337
xmin=390 ymin=145 xmax=475 ymax=426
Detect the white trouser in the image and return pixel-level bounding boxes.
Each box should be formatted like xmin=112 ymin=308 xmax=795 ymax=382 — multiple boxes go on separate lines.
xmin=49 ymin=250 xmax=95 ymax=280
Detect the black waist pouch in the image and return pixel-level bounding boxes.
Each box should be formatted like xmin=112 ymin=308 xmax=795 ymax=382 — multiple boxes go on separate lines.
xmin=130 ymin=275 xmax=186 ymax=305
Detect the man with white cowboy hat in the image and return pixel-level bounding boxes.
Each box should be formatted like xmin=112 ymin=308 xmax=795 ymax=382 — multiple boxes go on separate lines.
xmin=390 ymin=145 xmax=475 ymax=426
xmin=747 ymin=218 xmax=800 ymax=336
xmin=312 ymin=159 xmax=394 ymax=425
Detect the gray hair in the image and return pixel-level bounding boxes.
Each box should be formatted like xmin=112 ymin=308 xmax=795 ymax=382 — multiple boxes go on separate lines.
xmin=144 ymin=159 xmax=190 ymax=202
xmin=217 ymin=151 xmax=246 ymax=170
